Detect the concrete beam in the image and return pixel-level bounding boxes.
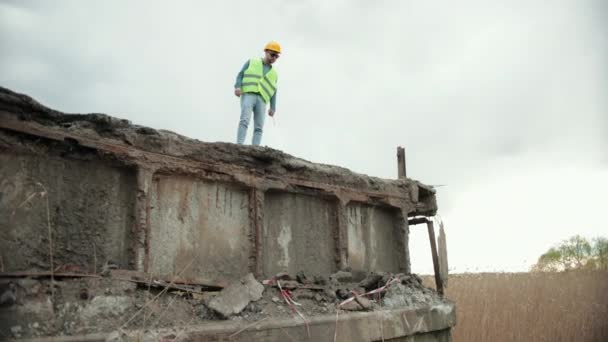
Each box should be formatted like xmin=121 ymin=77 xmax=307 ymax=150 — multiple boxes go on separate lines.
xmin=0 ymin=113 xmax=437 ymax=216
xmin=13 ymin=304 xmax=455 ymax=342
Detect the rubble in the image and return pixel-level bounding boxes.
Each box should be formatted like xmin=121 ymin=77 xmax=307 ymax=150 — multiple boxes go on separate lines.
xmin=358 ymin=271 xmax=387 ymax=290
xmin=341 ymin=300 xmax=364 ymax=311
xmin=80 ymin=295 xmax=132 ymax=319
xmin=274 ymin=271 xmax=293 ymax=281
xmin=0 ymin=269 xmax=452 ymax=339
xmin=207 ymin=273 xmax=264 ymax=318
xmin=383 ymin=283 xmax=437 ymax=309
xmin=330 ymin=270 xmax=354 ymax=284
xmin=355 ymin=296 xmax=374 ymax=310
xmin=296 ymin=271 xmax=312 ymax=284
xmin=0 ymin=282 xmax=17 ymax=306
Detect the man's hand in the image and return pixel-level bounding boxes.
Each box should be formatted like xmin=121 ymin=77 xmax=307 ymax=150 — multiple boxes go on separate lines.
xmin=268 ymin=109 xmax=275 ymax=117
xmin=234 ymin=88 xmax=242 ymax=97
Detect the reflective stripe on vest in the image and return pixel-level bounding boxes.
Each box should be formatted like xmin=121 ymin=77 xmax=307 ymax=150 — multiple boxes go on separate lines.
xmin=241 ymin=58 xmax=277 ymax=104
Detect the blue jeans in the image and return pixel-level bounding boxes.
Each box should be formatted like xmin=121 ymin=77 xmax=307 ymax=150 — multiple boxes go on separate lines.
xmin=237 ymin=93 xmax=266 ymax=146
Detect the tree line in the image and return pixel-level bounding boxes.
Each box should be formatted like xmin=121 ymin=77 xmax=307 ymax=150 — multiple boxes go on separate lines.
xmin=532 ymin=235 xmax=608 ymax=272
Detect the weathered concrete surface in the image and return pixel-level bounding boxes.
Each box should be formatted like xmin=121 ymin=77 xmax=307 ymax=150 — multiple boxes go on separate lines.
xmin=0 ymin=152 xmax=135 ymax=272
xmin=347 ymin=203 xmax=407 ymax=273
xmin=148 ymin=175 xmax=251 ymax=282
xmin=0 ymin=86 xmax=451 ymax=341
xmin=263 ymin=191 xmax=338 ymax=277
xmin=207 ymin=273 xmax=264 ymax=318
xmin=9 ymin=304 xmax=454 ymax=342
xmin=0 ymin=296 xmax=54 ymax=339
xmin=110 ymin=304 xmax=455 ymax=342
xmin=0 ymin=85 xmax=439 ymax=282
xmin=79 ymin=295 xmax=132 ymax=320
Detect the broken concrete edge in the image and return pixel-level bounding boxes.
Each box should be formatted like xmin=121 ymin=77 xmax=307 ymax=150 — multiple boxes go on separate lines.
xmin=9 ymin=304 xmax=456 ymax=342
xmin=0 ymin=86 xmax=437 ymax=217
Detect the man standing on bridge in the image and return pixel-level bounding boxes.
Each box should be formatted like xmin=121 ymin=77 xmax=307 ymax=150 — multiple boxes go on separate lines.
xmin=234 ymin=41 xmax=280 ymax=146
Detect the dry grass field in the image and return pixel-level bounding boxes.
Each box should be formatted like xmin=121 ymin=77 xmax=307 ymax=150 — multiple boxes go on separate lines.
xmin=422 ymin=271 xmax=608 ymax=342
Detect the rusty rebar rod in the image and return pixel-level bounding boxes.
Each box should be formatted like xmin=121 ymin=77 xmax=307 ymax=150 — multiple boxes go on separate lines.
xmin=397 ymin=146 xmax=406 ymax=179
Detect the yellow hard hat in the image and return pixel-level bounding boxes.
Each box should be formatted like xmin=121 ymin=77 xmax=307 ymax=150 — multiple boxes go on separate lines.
xmin=264 ymin=41 xmax=281 ymax=53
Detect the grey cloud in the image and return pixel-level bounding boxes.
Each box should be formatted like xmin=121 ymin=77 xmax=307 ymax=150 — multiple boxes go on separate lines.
xmin=1 ymin=0 xmax=606 ymax=198
xmin=2 ymin=0 xmax=607 ymax=272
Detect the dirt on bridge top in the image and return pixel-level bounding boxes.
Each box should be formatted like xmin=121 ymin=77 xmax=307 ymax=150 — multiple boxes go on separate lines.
xmin=0 ymin=86 xmax=437 ymax=217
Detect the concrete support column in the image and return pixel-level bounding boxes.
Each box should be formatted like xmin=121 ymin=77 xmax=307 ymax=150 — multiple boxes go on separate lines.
xmin=134 ymin=166 xmax=155 ymax=272
xmin=336 ymin=199 xmax=349 ymax=270
xmin=400 ymin=208 xmax=411 ymax=274
xmin=249 ymin=188 xmax=264 ymax=278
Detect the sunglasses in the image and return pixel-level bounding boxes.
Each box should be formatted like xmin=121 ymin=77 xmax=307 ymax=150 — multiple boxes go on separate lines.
xmin=269 ymin=52 xmax=280 ymax=58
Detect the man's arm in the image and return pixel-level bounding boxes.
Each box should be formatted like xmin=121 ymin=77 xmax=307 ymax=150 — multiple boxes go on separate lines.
xmin=234 ymin=60 xmax=250 ymax=96
xmin=269 ymin=72 xmax=277 ymax=115
xmin=269 ymin=88 xmax=278 ymax=114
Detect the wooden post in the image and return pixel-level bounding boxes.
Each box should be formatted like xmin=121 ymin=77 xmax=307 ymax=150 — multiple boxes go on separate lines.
xmin=397 ymin=146 xmax=406 ymax=179
xmin=427 ymin=220 xmax=444 ymax=295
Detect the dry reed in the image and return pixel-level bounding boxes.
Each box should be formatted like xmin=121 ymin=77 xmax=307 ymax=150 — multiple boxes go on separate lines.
xmin=423 ymin=271 xmax=608 ymax=342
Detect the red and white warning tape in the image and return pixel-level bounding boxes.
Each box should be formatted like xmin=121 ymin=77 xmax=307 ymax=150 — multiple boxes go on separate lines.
xmin=338 ymin=276 xmax=401 ymax=308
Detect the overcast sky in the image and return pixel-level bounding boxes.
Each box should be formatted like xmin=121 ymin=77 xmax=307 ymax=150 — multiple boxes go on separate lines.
xmin=1 ymin=0 xmax=606 ymax=273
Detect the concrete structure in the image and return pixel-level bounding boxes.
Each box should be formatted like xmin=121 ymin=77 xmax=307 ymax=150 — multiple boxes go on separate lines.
xmin=0 ymin=86 xmax=451 ymax=341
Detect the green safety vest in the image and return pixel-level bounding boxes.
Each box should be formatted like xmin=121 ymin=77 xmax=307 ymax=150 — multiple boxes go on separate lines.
xmin=241 ymin=58 xmax=278 ymax=104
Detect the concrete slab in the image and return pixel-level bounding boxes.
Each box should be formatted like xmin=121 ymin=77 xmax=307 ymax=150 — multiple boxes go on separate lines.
xmin=148 ymin=175 xmax=251 ymax=283
xmin=0 ymin=153 xmax=135 ymax=271
xmin=347 ymin=203 xmax=406 ymax=273
xmin=13 ymin=304 xmax=454 ymax=342
xmin=10 ymin=304 xmax=455 ymax=342
xmin=263 ymin=191 xmax=339 ymax=277
xmin=183 ymin=304 xmax=456 ymax=341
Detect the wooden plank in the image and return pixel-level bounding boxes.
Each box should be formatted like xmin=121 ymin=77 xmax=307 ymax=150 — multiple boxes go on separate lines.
xmin=426 ymin=221 xmax=444 ymax=295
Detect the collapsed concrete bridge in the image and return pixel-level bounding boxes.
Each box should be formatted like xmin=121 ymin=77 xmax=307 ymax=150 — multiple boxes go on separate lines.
xmin=0 ymin=86 xmax=454 ymax=341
